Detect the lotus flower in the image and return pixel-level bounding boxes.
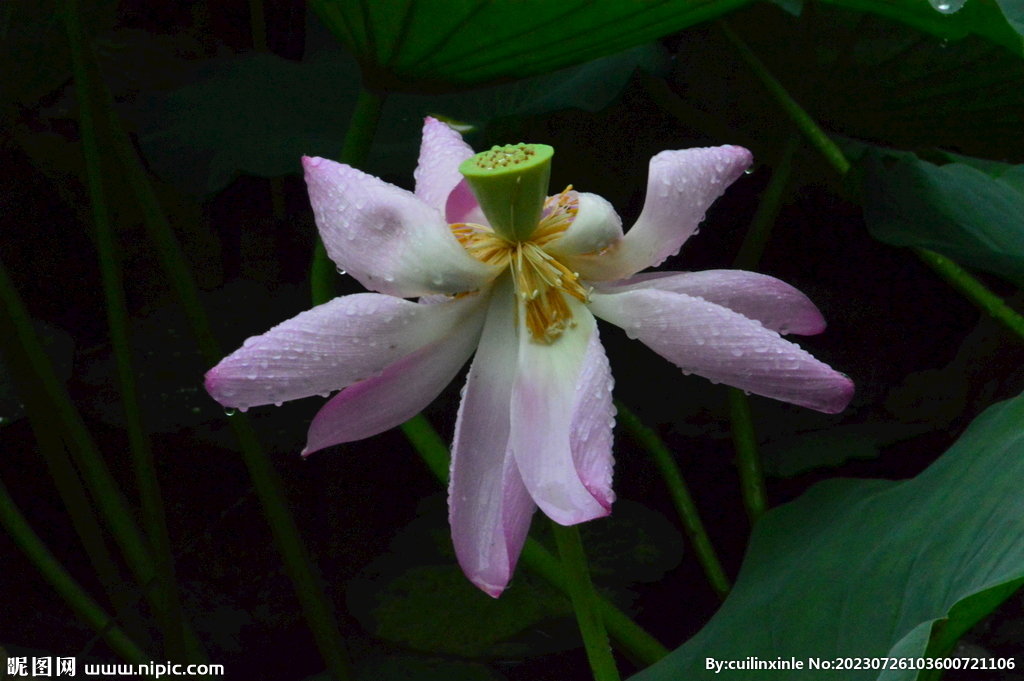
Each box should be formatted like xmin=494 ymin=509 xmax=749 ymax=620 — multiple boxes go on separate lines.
xmin=204 ymin=117 xmax=853 ymax=596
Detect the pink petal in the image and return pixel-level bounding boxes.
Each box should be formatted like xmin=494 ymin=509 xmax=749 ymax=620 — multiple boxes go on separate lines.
xmin=205 ymin=293 xmax=486 ymax=411
xmin=301 ymin=300 xmax=486 ymax=456
xmin=571 ymin=146 xmax=753 ymax=281
xmin=444 ymin=178 xmax=485 ymax=224
xmin=303 ymin=156 xmax=497 ymax=297
xmin=596 ymin=270 xmax=826 ymax=335
xmin=414 ymin=117 xmax=476 ymax=213
xmin=510 ymin=298 xmax=610 ymax=525
xmin=588 ymin=289 xmax=854 ymax=413
xmin=449 ymin=280 xmax=535 ymax=597
xmin=568 ymin=325 xmax=616 ymax=510
xmin=545 ymin=192 xmax=623 ymax=259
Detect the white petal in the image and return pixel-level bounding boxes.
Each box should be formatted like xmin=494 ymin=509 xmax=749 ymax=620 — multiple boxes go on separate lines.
xmin=205 ymin=293 xmax=486 ymax=410
xmin=595 ymin=270 xmax=826 ymax=335
xmin=414 ymin=117 xmax=476 ymax=213
xmin=568 ymin=326 xmax=616 ymax=510
xmin=302 ymin=296 xmax=486 ymax=456
xmin=303 ymin=156 xmax=498 ymax=297
xmin=545 ymin=192 xmax=622 ymax=258
xmin=570 ymin=146 xmax=753 ymax=281
xmin=510 ymin=297 xmax=610 ymax=525
xmin=588 ymin=289 xmax=854 ymax=413
xmin=449 ymin=276 xmax=535 ymax=597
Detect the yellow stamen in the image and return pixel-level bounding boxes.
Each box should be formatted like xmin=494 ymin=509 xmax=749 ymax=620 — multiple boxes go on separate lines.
xmin=451 ymin=186 xmax=588 ymax=343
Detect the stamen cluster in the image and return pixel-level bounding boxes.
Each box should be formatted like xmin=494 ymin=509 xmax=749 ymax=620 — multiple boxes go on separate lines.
xmin=452 ymin=187 xmax=588 ymax=343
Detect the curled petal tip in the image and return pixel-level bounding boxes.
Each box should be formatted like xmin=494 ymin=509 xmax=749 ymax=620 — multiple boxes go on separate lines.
xmin=823 ymin=374 xmax=856 ymax=414
xmin=474 ymin=580 xmax=506 ymax=599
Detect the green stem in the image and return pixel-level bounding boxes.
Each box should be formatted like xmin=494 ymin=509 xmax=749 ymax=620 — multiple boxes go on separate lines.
xmin=518 ymin=539 xmax=669 ymax=666
xmin=733 ymin=132 xmax=800 ymax=271
xmin=83 ymin=33 xmax=349 ymax=680
xmin=312 ymin=88 xmax=386 ymax=306
xmin=725 ymin=136 xmax=803 ymax=526
xmin=0 ymin=254 xmax=158 ymax=620
xmin=248 ymin=0 xmax=268 ymax=51
xmin=0 ymin=475 xmax=150 ymax=664
xmin=400 ymin=413 xmax=669 ymax=665
xmin=551 ymin=522 xmax=620 ymax=681
xmin=400 ymin=416 xmax=451 ymax=483
xmin=719 ymin=19 xmax=850 ymax=177
xmin=615 ymin=403 xmax=730 ymax=599
xmin=0 ymin=272 xmax=153 ymax=645
xmin=728 ymin=388 xmax=767 ymax=525
xmin=913 ymin=248 xmax=1024 ymax=344
xmin=64 ymin=2 xmax=186 ymax=655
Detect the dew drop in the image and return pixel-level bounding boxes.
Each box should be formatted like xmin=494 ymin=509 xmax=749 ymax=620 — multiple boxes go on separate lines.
xmin=336 ymin=267 xmax=347 ymax=275
xmin=274 ymin=401 xmax=283 ymax=407
xmin=731 ymin=348 xmax=744 ymax=357
xmin=320 ymin=392 xmax=330 ymax=398
xmin=224 ymin=407 xmax=237 ymax=416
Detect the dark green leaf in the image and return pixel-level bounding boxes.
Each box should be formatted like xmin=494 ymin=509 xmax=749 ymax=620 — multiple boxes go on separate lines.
xmin=860 ymin=147 xmax=1024 ymax=288
xmin=135 ymin=39 xmax=665 ymax=194
xmin=760 ymin=422 xmax=931 ymax=477
xmin=668 ymin=4 xmax=1024 ymax=164
xmin=307 ymin=0 xmax=1022 ymax=94
xmin=629 ymin=391 xmax=1024 ymax=680
xmin=347 ymin=498 xmax=680 ymax=658
xmin=308 ymin=0 xmax=747 ymax=91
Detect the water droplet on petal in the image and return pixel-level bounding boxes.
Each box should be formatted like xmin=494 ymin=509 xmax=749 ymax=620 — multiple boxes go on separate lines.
xmin=238 ymin=405 xmax=249 ymax=413
xmin=731 ymin=348 xmax=744 ymax=357
xmin=274 ymin=401 xmax=283 ymax=407
xmin=336 ymin=267 xmax=347 ymax=275
xmin=224 ymin=407 xmax=237 ymax=416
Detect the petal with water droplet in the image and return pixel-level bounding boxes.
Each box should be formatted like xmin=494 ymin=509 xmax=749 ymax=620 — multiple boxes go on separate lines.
xmin=588 ymin=289 xmax=853 ymax=413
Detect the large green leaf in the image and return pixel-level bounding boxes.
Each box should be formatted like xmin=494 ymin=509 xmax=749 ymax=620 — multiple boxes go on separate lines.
xmin=630 ymin=391 xmax=1024 ymax=680
xmin=821 ymin=0 xmax=1023 ymax=56
xmin=857 ymin=147 xmax=1024 ymax=288
xmin=307 ymin=0 xmax=748 ymax=91
xmin=308 ymin=0 xmax=1023 ymax=94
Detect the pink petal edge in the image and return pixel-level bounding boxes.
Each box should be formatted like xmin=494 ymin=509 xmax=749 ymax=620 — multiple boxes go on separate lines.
xmin=597 ymin=270 xmax=826 ymax=335
xmin=588 ymin=288 xmax=854 ymax=414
